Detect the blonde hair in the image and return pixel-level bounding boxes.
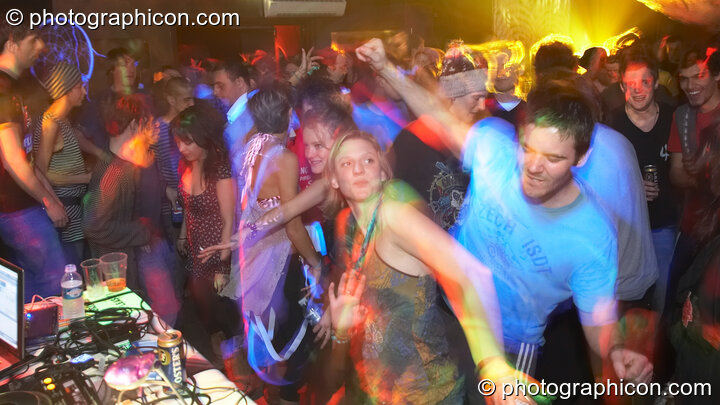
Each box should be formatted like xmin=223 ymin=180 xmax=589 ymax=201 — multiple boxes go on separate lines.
xmin=322 ymin=131 xmax=392 ymax=217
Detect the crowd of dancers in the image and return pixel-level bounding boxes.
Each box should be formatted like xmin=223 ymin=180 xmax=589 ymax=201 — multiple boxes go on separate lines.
xmin=1 ymin=16 xmax=720 ymax=404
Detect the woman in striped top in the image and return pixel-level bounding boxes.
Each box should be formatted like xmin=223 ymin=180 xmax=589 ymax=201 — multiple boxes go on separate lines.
xmin=33 ymin=62 xmax=103 ymax=265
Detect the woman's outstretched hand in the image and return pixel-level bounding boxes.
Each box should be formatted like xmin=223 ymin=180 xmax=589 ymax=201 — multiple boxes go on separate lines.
xmin=328 ymin=272 xmax=367 ymax=338
xmin=313 ymin=309 xmax=333 ymax=349
xmin=197 ymin=236 xmax=238 ymax=263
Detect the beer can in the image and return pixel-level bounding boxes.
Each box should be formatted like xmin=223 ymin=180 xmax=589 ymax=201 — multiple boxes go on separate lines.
xmin=643 ymin=165 xmax=658 ymax=186
xmin=157 ymin=329 xmax=186 ymax=391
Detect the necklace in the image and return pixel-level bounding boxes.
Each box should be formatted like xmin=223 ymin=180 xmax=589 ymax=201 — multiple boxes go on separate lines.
xmin=347 ymin=194 xmax=383 ymax=274
xmin=626 ymin=102 xmax=659 ymax=131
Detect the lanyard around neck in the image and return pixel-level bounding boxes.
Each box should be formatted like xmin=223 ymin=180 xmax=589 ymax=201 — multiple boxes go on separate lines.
xmin=349 ymin=194 xmax=383 ymax=274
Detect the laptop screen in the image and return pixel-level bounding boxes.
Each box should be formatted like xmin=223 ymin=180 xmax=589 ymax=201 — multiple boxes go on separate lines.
xmin=0 ymin=259 xmax=22 ymax=354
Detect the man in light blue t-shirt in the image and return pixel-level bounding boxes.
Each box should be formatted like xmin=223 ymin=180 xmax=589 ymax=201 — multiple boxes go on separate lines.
xmin=355 ymin=38 xmax=654 ymax=389
xmin=454 ymin=81 xmax=652 ymax=381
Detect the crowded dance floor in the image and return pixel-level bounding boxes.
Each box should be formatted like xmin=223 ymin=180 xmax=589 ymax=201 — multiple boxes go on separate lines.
xmin=0 ymin=0 xmax=719 ymax=404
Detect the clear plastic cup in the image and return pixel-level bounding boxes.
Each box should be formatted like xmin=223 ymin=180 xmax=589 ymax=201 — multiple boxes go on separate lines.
xmin=100 ymin=252 xmax=128 ymax=292
xmin=80 ymin=258 xmax=105 ymax=300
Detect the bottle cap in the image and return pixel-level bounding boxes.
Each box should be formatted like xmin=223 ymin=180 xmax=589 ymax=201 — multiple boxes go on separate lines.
xmin=64 ymin=264 xmax=77 ymax=273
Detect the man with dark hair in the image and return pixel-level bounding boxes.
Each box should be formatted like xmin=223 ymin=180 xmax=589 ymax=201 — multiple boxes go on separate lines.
xmin=602 ymin=45 xmax=677 ymax=114
xmin=358 ymin=38 xmax=652 ymax=387
xmin=212 ymin=58 xmax=257 ymax=180
xmin=518 ymin=70 xmax=659 ymax=401
xmin=579 ymin=46 xmax=608 ymax=93
xmin=295 ymin=75 xmax=348 ymax=113
xmin=608 ymin=46 xmax=677 ymax=312
xmin=456 ymin=80 xmax=652 ymax=381
xmin=533 ymin=41 xmax=577 ymax=80
xmin=666 ymin=47 xmax=720 ymax=324
xmin=250 ymin=51 xmax=276 ymax=87
xmin=106 ymin=47 xmax=138 ymax=96
xmin=0 ymin=19 xmax=68 ymax=300
xmin=660 ymin=35 xmax=683 ymax=75
xmin=364 ymin=38 xmax=655 ymax=394
xmin=78 ymin=47 xmax=146 ymax=151
xmin=605 ymin=54 xmax=621 ymax=85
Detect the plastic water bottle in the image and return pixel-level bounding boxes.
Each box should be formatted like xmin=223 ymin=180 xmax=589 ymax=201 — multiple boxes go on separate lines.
xmin=61 ymin=264 xmax=85 ymax=319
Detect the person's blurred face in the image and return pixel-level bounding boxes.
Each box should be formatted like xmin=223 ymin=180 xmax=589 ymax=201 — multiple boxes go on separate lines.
xmin=667 ymin=40 xmax=682 ymax=64
xmin=328 ymin=53 xmax=349 ymax=84
xmin=175 ymin=135 xmax=207 ymax=163
xmin=588 ymin=49 xmax=607 ymax=76
xmin=303 ymin=125 xmax=331 ymax=175
xmin=67 ymin=82 xmax=86 ymax=107
xmin=678 ymin=62 xmax=720 ymax=110
xmin=283 ymin=62 xmax=299 ymax=81
xmin=13 ymin=34 xmax=45 ymax=70
xmin=330 ymin=138 xmax=386 ymax=203
xmin=113 ymin=55 xmax=137 ymax=92
xmin=622 ymin=63 xmax=657 ymax=112
xmin=213 ymin=69 xmax=247 ymax=107
xmin=414 ymin=52 xmax=431 ymax=69
xmin=605 ymin=62 xmax=620 ymax=84
xmin=167 ymin=86 xmax=194 ymax=114
xmin=493 ymin=52 xmax=518 ymax=94
xmin=519 ymin=124 xmax=580 ymax=207
xmin=449 ymin=91 xmax=486 ymax=124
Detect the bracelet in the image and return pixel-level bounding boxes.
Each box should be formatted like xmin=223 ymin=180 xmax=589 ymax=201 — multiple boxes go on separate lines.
xmin=178 ymin=237 xmax=186 ymax=240
xmin=332 ymin=327 xmax=352 ymax=343
xmin=331 ymin=334 xmax=350 ymax=344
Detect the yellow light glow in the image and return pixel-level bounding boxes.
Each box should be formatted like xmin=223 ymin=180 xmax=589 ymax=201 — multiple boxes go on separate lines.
xmin=467 ymin=40 xmax=526 ymax=97
xmin=635 ymin=0 xmax=720 ymax=28
xmin=602 ymin=27 xmax=642 ymax=55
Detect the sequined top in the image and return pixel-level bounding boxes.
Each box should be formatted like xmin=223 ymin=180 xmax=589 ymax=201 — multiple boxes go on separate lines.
xmin=336 ymin=200 xmax=464 ymax=405
xmin=219 ymin=135 xmax=292 ymax=317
